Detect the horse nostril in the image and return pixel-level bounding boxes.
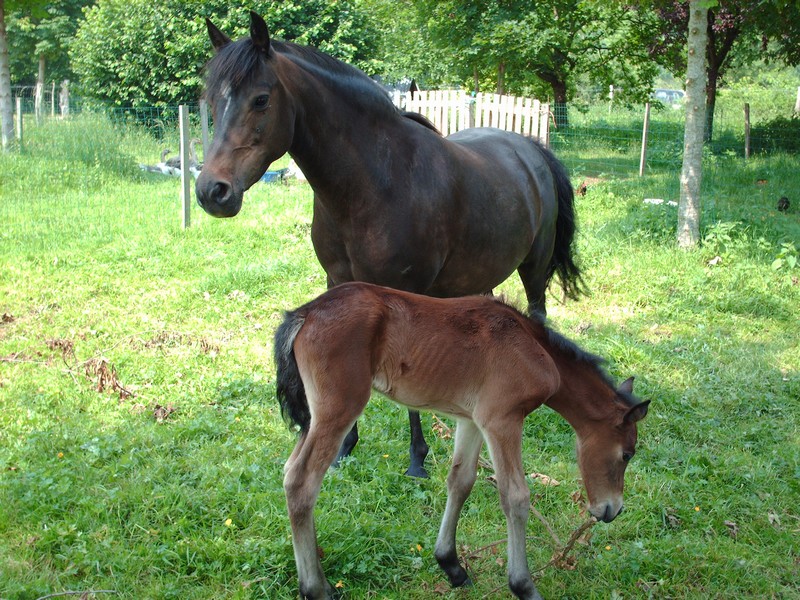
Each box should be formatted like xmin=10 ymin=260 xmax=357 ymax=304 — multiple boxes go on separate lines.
xmin=211 ymin=181 xmax=231 ymax=205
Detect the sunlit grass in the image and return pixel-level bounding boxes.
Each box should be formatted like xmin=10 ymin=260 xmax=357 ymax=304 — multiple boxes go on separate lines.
xmin=1 ymin=116 xmax=798 ymax=598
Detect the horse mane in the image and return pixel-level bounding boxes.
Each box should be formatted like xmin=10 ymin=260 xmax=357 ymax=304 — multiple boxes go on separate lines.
xmin=490 ymin=296 xmax=625 ymax=399
xmin=403 ymin=111 xmax=441 ymax=135
xmin=203 ymin=37 xmax=401 ymax=122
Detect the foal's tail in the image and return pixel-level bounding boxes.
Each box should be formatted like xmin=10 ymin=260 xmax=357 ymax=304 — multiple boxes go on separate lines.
xmin=537 ymin=140 xmax=586 ymax=301
xmin=274 ymin=311 xmax=311 ymax=434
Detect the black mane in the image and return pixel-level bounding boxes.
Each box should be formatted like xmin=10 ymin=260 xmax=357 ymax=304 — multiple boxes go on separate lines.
xmin=203 ymin=37 xmax=401 ymax=122
xmin=493 ymin=298 xmax=629 ymax=400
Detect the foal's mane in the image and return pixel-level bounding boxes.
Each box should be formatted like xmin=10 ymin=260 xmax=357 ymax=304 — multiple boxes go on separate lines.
xmin=494 ymin=298 xmax=626 ymax=399
xmin=203 ymin=36 xmax=425 ymax=129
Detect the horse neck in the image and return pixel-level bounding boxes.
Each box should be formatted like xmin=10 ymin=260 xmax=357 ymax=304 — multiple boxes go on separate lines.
xmin=544 ymin=358 xmax=618 ymax=435
xmin=279 ymin=54 xmax=404 ymax=193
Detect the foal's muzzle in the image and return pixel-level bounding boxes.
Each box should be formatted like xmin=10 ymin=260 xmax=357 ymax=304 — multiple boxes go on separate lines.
xmin=594 ymin=503 xmax=623 ymax=523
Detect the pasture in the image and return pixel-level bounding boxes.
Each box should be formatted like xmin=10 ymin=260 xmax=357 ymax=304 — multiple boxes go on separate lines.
xmin=1 ymin=116 xmax=799 ymax=599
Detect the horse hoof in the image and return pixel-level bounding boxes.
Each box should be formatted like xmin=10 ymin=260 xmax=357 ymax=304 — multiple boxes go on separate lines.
xmin=404 ymin=465 xmax=429 ymax=478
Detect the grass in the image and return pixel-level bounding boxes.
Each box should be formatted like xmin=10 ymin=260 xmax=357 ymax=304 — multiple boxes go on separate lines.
xmin=1 ymin=114 xmax=799 ymax=599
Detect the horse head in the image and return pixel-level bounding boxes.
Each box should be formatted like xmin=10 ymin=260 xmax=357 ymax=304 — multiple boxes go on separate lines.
xmin=196 ymin=11 xmax=295 ymax=217
xmin=576 ymin=377 xmax=649 ymax=523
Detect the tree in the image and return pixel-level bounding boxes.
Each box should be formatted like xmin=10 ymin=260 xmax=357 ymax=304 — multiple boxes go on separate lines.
xmin=5 ymin=0 xmax=91 ymax=85
xmin=5 ymin=0 xmax=92 ymax=119
xmin=410 ymin=1 xmax=659 ymax=128
xmin=645 ymin=1 xmax=800 ymax=141
xmin=678 ymin=1 xmax=708 ymax=249
xmin=71 ymin=0 xmax=380 ymax=108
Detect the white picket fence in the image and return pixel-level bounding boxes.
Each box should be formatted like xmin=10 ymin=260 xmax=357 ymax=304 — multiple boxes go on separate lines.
xmin=390 ymin=90 xmax=550 ymax=144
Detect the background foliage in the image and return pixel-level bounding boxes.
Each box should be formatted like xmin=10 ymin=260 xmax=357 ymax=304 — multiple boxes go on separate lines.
xmin=69 ymin=0 xmax=380 ymax=107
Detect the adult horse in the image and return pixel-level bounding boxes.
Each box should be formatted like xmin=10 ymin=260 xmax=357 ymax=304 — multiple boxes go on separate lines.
xmin=196 ymin=11 xmax=584 ymax=478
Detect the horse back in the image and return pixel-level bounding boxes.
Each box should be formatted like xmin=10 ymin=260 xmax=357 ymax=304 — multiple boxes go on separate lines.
xmin=292 ymin=283 xmax=560 ymax=419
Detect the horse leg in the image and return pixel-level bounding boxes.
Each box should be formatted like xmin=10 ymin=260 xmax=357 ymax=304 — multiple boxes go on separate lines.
xmin=518 ymin=237 xmax=556 ymax=318
xmin=405 ymin=410 xmax=430 ymax=478
xmin=481 ymin=418 xmax=543 ymax=600
xmin=434 ymin=418 xmax=483 ymax=587
xmin=284 ymin=397 xmax=365 ymax=598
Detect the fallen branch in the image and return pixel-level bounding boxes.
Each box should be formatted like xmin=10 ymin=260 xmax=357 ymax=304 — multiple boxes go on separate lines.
xmin=35 ymin=591 xmax=117 ymax=600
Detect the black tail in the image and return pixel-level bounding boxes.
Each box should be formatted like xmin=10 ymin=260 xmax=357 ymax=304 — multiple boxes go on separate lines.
xmin=536 ymin=140 xmax=586 ymax=301
xmin=274 ymin=310 xmax=310 ymax=433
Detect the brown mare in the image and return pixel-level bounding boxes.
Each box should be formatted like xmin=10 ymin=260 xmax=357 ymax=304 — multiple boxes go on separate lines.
xmin=274 ymin=282 xmax=649 ymax=600
xmin=196 ymin=12 xmax=584 ymax=478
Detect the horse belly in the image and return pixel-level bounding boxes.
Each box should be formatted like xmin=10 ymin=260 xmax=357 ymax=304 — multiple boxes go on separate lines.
xmin=372 ymin=366 xmax=478 ymax=420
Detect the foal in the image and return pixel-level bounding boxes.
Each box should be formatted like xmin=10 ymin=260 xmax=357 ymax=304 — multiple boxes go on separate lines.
xmin=274 ymin=282 xmax=649 ymax=600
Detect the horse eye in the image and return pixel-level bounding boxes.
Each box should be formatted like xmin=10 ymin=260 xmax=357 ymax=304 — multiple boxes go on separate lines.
xmin=254 ymin=94 xmax=270 ymax=110
xmin=622 ymin=452 xmax=634 ymax=463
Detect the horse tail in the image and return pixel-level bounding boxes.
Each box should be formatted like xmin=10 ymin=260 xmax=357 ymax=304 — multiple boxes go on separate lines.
xmin=274 ymin=310 xmax=310 ymax=433
xmin=537 ymin=140 xmax=586 ymax=301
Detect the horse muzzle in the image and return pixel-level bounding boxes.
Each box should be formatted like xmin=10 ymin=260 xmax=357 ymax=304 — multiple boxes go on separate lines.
xmin=195 ymin=172 xmax=243 ymax=218
xmin=590 ymin=501 xmax=624 ymax=523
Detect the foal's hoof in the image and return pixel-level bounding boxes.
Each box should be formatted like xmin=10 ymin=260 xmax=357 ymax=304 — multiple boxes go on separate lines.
xmin=404 ymin=465 xmax=429 ymax=479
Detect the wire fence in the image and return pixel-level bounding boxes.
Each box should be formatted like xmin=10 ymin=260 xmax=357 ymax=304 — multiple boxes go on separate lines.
xmin=2 ymin=91 xmax=798 ymax=253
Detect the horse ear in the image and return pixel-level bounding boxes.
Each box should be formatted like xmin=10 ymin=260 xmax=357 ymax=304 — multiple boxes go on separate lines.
xmin=206 ymin=18 xmax=231 ymax=52
xmin=617 ymin=376 xmax=634 ymax=396
xmin=624 ymin=400 xmax=650 ymax=424
xmin=249 ymin=11 xmax=271 ymax=55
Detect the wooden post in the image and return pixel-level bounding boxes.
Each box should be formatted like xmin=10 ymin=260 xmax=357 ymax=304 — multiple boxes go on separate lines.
xmin=51 ymin=82 xmax=56 ymax=117
xmin=539 ymin=103 xmax=550 ymax=147
xmin=639 ymin=102 xmax=651 ymax=176
xmin=15 ymin=97 xmax=22 ymax=142
xmin=59 ymin=80 xmax=69 ymax=117
xmin=179 ymin=105 xmax=191 ymax=229
xmin=744 ymin=102 xmax=751 ymax=159
xmin=199 ymin=99 xmax=210 ymax=160
xmin=795 ymin=87 xmax=800 ymax=114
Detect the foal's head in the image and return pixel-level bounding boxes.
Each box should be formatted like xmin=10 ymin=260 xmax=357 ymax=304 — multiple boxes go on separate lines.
xmin=196 ymin=12 xmax=294 ymax=217
xmin=575 ymin=377 xmax=649 ymax=523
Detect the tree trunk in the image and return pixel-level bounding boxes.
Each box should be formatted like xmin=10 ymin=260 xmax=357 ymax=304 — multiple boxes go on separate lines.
xmin=496 ymin=61 xmax=505 ymax=95
xmin=704 ymin=65 xmax=718 ymax=143
xmin=0 ymin=0 xmax=14 ymax=151
xmin=677 ymin=1 xmax=708 ymax=249
xmin=473 ymin=66 xmax=479 ymax=96
xmin=539 ymin=73 xmax=569 ymax=129
xmin=703 ymin=13 xmax=738 ymax=143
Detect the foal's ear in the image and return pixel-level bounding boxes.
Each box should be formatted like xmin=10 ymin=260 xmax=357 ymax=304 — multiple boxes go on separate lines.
xmin=206 ymin=18 xmax=231 ymax=52
xmin=249 ymin=11 xmax=271 ymax=55
xmin=624 ymin=400 xmax=650 ymax=424
xmin=617 ymin=376 xmax=634 ymax=396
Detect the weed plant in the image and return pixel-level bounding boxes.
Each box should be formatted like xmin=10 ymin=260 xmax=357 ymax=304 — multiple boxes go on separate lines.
xmin=0 ymin=119 xmax=798 ymax=599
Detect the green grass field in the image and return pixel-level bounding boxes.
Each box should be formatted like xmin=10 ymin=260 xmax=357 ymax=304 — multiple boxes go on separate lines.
xmin=1 ymin=115 xmax=798 ymax=599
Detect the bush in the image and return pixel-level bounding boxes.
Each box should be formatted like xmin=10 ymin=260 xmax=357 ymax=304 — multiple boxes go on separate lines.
xmin=750 ymin=115 xmax=800 ymax=154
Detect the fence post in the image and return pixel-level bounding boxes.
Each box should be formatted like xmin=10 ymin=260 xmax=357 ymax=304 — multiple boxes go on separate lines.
xmin=51 ymin=82 xmax=56 ymax=117
xmin=179 ymin=105 xmax=192 ymax=229
xmin=744 ymin=102 xmax=751 ymax=159
xmin=639 ymin=102 xmax=651 ymax=177
xmin=59 ymin=80 xmax=69 ymax=117
xmin=15 ymin=97 xmax=22 ymax=143
xmin=199 ymin=99 xmax=210 ymax=160
xmin=540 ymin=103 xmax=550 ymax=148
xmin=795 ymin=87 xmax=800 ymax=114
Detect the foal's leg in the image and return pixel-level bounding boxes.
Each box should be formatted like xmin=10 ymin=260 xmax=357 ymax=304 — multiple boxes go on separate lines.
xmin=481 ymin=418 xmax=543 ymax=600
xmin=434 ymin=418 xmax=483 ymax=587
xmin=285 ymin=384 xmax=367 ymax=599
